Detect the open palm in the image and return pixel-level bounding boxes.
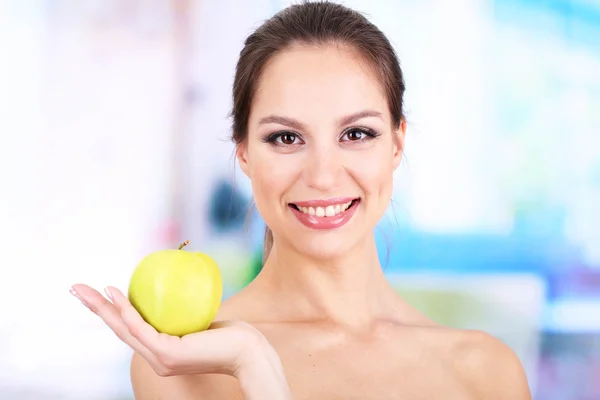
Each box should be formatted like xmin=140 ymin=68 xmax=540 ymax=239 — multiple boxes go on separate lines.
xmin=70 ymin=284 xmax=266 ymax=377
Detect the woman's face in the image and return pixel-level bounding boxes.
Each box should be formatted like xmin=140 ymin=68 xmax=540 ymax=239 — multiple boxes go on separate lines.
xmin=238 ymin=44 xmax=405 ymax=260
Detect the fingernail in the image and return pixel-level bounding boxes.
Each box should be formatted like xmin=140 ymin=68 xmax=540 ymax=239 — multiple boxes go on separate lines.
xmin=69 ymin=287 xmax=81 ymax=300
xmin=70 ymin=287 xmax=91 ymax=309
xmin=104 ymin=287 xmax=113 ymax=301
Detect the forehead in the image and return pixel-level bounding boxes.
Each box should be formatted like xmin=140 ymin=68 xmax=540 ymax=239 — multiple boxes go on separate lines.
xmin=250 ymin=44 xmax=389 ymax=125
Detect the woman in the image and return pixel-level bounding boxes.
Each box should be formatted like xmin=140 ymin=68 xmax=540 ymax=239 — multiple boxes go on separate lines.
xmin=71 ymin=2 xmax=532 ymax=399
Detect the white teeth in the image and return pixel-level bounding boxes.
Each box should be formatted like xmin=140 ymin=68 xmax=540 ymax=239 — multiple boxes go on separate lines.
xmin=295 ymin=200 xmax=356 ymax=217
xmin=325 ymin=205 xmax=335 ymax=217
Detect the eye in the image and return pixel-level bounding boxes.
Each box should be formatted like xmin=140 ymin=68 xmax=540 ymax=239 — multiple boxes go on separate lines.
xmin=262 ymin=131 xmax=304 ymax=147
xmin=341 ymin=127 xmax=380 ymax=142
xmin=278 ymin=132 xmax=297 ymax=145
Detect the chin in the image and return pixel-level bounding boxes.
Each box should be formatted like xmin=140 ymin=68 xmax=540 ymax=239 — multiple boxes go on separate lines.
xmin=290 ymin=232 xmax=362 ymax=261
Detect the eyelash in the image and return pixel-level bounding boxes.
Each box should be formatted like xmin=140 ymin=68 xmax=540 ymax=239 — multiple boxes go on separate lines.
xmin=262 ymin=127 xmax=381 ymax=147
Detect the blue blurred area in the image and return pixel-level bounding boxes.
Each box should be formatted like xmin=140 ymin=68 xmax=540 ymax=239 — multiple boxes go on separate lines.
xmin=376 ymin=228 xmax=573 ymax=275
xmin=208 ymin=179 xmax=250 ymax=233
xmin=496 ymin=0 xmax=600 ymax=48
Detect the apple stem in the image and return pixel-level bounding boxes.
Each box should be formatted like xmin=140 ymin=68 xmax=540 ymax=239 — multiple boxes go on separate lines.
xmin=178 ymin=240 xmax=190 ymax=250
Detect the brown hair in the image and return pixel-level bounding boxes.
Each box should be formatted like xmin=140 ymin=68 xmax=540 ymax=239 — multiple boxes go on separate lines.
xmin=230 ymin=1 xmax=406 ymax=263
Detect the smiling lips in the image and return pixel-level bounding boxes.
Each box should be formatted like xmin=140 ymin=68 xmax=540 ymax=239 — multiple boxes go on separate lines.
xmin=288 ymin=197 xmax=360 ymax=230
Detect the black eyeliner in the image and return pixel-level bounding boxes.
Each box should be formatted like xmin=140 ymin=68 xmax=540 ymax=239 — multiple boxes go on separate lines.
xmin=261 ymin=130 xmax=303 ymax=147
xmin=341 ymin=126 xmax=382 ymax=140
xmin=262 ymin=131 xmax=292 ymax=143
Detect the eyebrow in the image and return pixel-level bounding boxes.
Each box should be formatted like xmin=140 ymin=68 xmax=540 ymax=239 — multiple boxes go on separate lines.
xmin=258 ymin=110 xmax=383 ymax=130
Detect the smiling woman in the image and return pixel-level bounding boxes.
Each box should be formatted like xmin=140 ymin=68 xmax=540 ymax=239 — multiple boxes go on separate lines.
xmin=71 ymin=2 xmax=532 ymax=399
xmin=238 ymin=43 xmax=401 ymax=264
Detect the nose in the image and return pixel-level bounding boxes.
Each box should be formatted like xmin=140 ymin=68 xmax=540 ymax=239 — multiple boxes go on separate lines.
xmin=303 ymin=143 xmax=343 ymax=191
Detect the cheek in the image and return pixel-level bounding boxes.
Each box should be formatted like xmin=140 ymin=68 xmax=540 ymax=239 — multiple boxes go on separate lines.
xmin=247 ymin=149 xmax=294 ymax=204
xmin=353 ymin=145 xmax=395 ymax=195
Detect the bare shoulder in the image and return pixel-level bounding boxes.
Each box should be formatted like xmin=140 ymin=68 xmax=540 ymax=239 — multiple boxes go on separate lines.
xmin=444 ymin=329 xmax=532 ymax=400
xmin=130 ymin=351 xmax=242 ymax=400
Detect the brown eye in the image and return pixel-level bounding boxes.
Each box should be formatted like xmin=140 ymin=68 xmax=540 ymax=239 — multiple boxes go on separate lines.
xmin=349 ymin=131 xmax=363 ymax=140
xmin=344 ymin=129 xmax=366 ymax=141
xmin=280 ymin=133 xmax=297 ymax=145
xmin=340 ymin=127 xmax=379 ymax=142
xmin=263 ymin=131 xmax=304 ymax=147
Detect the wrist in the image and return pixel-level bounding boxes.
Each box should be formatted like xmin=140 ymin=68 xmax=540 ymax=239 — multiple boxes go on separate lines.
xmin=234 ymin=337 xmax=292 ymax=399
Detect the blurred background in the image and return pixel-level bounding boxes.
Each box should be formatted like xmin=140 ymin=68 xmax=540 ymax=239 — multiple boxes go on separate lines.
xmin=1 ymin=0 xmax=599 ymax=398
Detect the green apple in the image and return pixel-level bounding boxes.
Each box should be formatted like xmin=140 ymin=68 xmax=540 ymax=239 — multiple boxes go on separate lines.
xmin=128 ymin=240 xmax=223 ymax=337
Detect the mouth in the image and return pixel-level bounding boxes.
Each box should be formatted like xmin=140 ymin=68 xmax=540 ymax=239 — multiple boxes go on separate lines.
xmin=288 ymin=198 xmax=360 ymax=216
xmin=287 ymin=197 xmax=361 ymax=230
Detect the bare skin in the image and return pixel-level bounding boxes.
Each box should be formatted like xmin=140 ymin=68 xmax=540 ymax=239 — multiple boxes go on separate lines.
xmin=128 ymin=44 xmax=532 ymax=399
xmin=131 ymin=276 xmax=530 ymax=399
xmin=131 ymin=242 xmax=531 ymax=400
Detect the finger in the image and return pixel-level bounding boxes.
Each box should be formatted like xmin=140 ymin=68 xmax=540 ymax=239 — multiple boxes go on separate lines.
xmin=71 ymin=283 xmax=116 ymax=317
xmin=71 ymin=284 xmax=158 ymax=363
xmin=106 ymin=286 xmax=175 ymax=356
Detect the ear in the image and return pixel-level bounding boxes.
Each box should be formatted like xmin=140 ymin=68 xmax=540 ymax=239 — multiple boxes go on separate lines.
xmin=236 ymin=142 xmax=250 ymax=178
xmin=392 ymin=119 xmax=406 ymax=170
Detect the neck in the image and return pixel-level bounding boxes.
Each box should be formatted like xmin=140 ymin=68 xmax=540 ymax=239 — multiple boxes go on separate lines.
xmin=254 ymin=233 xmax=398 ymax=329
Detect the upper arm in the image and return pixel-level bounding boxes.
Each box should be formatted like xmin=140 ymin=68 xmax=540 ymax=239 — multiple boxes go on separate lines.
xmin=130 ymin=352 xmax=243 ymax=400
xmin=453 ymin=331 xmax=532 ymax=400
